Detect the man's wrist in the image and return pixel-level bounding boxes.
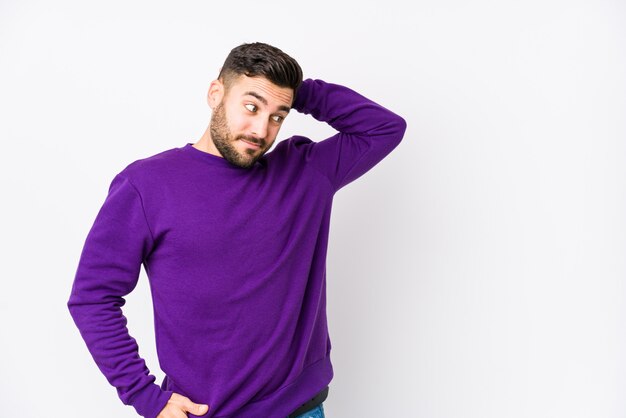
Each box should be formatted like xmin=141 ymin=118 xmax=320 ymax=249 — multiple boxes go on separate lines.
xmin=129 ymin=383 xmax=174 ymax=418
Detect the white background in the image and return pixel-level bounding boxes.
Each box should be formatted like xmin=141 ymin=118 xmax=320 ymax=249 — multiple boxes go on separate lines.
xmin=1 ymin=0 xmax=625 ymax=417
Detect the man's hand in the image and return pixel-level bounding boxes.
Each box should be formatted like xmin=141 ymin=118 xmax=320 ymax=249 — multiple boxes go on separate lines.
xmin=156 ymin=392 xmax=210 ymax=417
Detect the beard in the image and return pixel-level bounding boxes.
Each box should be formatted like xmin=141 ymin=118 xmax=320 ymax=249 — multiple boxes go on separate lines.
xmin=209 ymin=103 xmax=270 ymax=169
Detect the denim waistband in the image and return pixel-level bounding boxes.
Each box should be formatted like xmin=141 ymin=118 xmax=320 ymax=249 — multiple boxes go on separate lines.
xmin=288 ymin=386 xmax=329 ymax=418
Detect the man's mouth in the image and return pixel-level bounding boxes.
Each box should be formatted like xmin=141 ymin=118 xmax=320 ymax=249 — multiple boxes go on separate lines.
xmin=240 ymin=138 xmax=261 ymax=148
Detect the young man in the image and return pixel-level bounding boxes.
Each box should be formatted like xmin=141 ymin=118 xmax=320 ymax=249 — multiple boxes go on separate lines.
xmin=67 ymin=42 xmax=406 ymax=418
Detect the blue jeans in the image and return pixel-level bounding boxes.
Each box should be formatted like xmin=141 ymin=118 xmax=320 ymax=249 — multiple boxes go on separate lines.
xmin=288 ymin=402 xmax=325 ymax=418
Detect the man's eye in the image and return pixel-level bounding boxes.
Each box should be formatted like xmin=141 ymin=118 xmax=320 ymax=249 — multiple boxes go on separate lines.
xmin=272 ymin=115 xmax=284 ymax=123
xmin=245 ymin=104 xmax=257 ymax=112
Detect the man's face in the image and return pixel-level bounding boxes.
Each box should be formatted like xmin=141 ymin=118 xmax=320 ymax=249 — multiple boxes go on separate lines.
xmin=209 ymin=75 xmax=294 ymax=168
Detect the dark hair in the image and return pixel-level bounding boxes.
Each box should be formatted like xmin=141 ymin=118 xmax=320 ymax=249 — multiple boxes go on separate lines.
xmin=218 ymin=42 xmax=303 ymax=96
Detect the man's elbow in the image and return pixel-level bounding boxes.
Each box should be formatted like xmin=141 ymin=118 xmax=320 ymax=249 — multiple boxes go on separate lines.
xmin=389 ymin=114 xmax=407 ymax=146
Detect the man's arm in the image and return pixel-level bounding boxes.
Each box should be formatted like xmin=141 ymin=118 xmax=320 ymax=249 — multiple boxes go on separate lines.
xmin=291 ymin=78 xmax=407 ymax=192
xmin=67 ymin=173 xmax=173 ymax=418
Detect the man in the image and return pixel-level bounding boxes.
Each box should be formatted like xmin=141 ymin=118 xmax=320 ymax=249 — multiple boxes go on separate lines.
xmin=67 ymin=42 xmax=406 ymax=418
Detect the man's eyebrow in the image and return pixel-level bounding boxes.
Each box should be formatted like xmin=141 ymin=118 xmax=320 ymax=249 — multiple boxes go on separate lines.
xmin=244 ymin=91 xmax=291 ymax=113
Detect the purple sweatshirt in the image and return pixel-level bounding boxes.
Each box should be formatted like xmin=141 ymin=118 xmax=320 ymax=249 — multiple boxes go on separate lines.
xmin=67 ymin=78 xmax=406 ymax=418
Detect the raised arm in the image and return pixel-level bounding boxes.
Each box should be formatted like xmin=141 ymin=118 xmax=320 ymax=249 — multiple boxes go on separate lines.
xmin=67 ymin=172 xmax=173 ymax=418
xmin=290 ymin=78 xmax=407 ymax=192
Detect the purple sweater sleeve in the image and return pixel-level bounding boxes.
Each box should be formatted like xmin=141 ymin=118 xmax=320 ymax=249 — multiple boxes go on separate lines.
xmin=67 ymin=173 xmax=173 ymax=418
xmin=291 ymin=78 xmax=407 ymax=192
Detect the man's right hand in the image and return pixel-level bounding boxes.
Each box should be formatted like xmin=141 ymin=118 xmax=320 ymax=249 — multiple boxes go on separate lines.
xmin=156 ymin=392 xmax=210 ymax=417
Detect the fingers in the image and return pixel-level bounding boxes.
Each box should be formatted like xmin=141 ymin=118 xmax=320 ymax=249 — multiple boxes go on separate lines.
xmin=157 ymin=396 xmax=187 ymax=418
xmin=157 ymin=402 xmax=186 ymax=418
xmin=182 ymin=397 xmax=209 ymax=416
xmin=157 ymin=392 xmax=210 ymax=418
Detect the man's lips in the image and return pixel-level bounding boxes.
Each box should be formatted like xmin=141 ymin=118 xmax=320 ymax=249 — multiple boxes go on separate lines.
xmin=239 ymin=138 xmax=261 ymax=148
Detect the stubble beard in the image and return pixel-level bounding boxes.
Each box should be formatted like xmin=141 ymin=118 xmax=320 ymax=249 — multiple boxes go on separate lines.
xmin=210 ymin=103 xmax=267 ymax=169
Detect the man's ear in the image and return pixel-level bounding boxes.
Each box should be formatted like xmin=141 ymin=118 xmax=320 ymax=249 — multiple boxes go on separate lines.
xmin=207 ymin=79 xmax=224 ymax=110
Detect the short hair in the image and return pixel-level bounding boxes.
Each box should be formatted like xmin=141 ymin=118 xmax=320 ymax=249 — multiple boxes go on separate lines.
xmin=218 ymin=42 xmax=303 ymax=98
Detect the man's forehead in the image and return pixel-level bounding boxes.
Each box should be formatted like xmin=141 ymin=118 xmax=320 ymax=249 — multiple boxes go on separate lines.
xmin=229 ymin=75 xmax=294 ymax=107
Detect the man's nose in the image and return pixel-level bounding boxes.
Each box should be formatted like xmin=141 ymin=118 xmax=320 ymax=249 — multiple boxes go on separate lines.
xmin=250 ymin=116 xmax=268 ymax=140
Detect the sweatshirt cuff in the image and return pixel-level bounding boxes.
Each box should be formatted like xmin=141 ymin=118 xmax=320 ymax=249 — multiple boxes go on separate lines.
xmin=292 ymin=78 xmax=313 ymax=113
xmin=129 ymin=382 xmax=174 ymax=418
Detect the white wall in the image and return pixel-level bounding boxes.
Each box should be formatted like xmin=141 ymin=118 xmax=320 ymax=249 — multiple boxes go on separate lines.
xmin=1 ymin=0 xmax=625 ymax=417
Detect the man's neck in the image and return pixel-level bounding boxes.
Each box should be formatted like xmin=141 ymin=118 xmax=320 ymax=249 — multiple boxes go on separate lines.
xmin=193 ymin=127 xmax=223 ymax=158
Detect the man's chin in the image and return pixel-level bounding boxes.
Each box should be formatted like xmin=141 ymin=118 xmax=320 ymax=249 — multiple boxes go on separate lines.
xmin=228 ymin=152 xmax=259 ymax=169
